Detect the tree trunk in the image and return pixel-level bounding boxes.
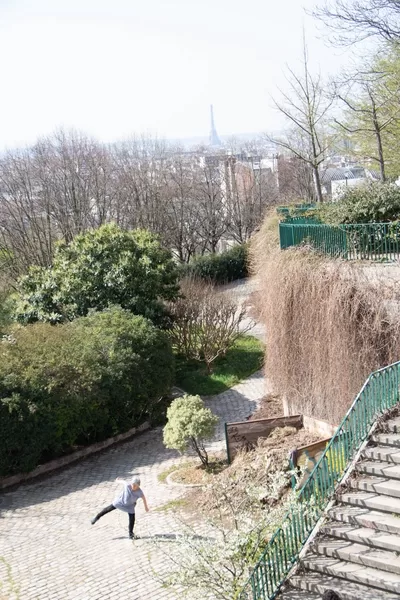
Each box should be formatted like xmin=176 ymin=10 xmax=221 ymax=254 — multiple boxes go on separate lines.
xmin=374 ymin=123 xmax=386 ymax=182
xmin=312 ymin=165 xmax=324 ymax=203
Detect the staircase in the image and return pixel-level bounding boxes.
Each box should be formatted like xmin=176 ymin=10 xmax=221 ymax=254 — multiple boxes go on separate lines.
xmin=280 ymin=416 xmax=400 ymax=599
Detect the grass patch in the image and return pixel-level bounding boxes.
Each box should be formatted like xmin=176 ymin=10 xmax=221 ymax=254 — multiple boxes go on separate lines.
xmin=175 ymin=334 xmax=264 ymax=396
xmin=157 ymin=462 xmax=193 ymax=483
xmin=154 ymin=499 xmax=188 ymax=512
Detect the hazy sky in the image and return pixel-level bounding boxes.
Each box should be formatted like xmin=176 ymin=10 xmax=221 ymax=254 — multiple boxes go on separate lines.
xmin=0 ymin=0 xmax=365 ymax=149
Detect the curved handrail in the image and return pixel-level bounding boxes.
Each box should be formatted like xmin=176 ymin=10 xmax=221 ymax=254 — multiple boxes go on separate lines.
xmin=239 ymin=361 xmax=400 ymax=600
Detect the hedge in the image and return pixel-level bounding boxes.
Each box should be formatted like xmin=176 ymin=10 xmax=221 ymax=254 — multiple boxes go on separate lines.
xmin=318 ymin=182 xmax=400 ymax=225
xmin=180 ymin=244 xmax=249 ymax=284
xmin=0 ymin=307 xmax=174 ymax=477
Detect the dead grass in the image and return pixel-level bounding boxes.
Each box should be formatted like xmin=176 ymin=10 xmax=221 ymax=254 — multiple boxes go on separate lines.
xmin=248 ymin=208 xmax=280 ymax=271
xmin=170 ymin=464 xmax=215 ymax=485
xmin=250 ymin=240 xmax=400 ymax=424
xmin=248 ymin=393 xmax=284 ymax=420
xmin=187 ymin=425 xmax=321 ymax=517
xmin=160 ymin=457 xmax=227 ymax=486
xmin=257 ymin=426 xmax=321 ymax=453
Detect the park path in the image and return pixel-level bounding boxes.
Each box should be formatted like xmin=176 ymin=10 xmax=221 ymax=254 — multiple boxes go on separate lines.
xmin=0 ymin=279 xmax=266 ymax=600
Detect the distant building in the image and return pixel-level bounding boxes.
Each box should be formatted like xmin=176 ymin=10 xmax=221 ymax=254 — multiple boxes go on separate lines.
xmin=321 ymin=166 xmax=380 ymax=200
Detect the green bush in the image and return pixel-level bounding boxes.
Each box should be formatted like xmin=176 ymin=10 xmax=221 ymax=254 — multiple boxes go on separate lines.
xmin=318 ymin=182 xmax=400 ymax=225
xmin=0 ymin=394 xmax=54 ymax=475
xmin=180 ymin=244 xmax=249 ymax=284
xmin=0 ymin=307 xmax=174 ymax=477
xmin=14 ymin=224 xmax=179 ymax=325
xmin=163 ymin=394 xmax=218 ymax=466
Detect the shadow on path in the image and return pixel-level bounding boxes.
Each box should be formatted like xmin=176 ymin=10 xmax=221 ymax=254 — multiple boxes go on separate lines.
xmin=0 ymin=381 xmax=263 ymax=515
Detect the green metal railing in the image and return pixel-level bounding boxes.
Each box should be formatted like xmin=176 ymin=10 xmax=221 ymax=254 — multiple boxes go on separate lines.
xmin=281 ymin=216 xmax=320 ymax=225
xmin=276 ymin=204 xmax=316 ymax=217
xmin=240 ymin=361 xmax=400 ymax=600
xmin=279 ymin=222 xmax=400 ymax=261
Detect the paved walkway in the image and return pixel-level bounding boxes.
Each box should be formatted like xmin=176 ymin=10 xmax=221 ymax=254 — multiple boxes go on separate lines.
xmin=0 ymin=280 xmax=265 ymax=600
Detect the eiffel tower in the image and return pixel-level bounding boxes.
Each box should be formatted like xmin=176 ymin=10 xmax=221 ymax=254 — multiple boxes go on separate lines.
xmin=209 ymin=104 xmax=222 ymax=147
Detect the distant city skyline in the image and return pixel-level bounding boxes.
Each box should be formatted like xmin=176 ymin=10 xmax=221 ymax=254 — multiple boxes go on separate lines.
xmin=0 ymin=0 xmax=373 ymax=150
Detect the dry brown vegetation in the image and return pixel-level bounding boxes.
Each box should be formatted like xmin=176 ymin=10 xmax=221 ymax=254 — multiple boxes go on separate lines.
xmin=251 ymin=225 xmax=400 ymax=423
xmin=168 ymin=277 xmax=250 ymax=373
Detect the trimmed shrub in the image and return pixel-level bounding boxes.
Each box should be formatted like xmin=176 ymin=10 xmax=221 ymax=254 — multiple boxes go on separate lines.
xmin=163 ymin=394 xmax=218 ymax=466
xmin=0 ymin=394 xmax=54 ymax=475
xmin=180 ymin=244 xmax=249 ymax=284
xmin=0 ymin=307 xmax=174 ymax=477
xmin=69 ymin=308 xmax=175 ymax=432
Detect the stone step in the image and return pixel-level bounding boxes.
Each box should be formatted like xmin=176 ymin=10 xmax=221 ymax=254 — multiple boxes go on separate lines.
xmin=289 ymin=573 xmax=400 ymax=600
xmin=338 ymin=490 xmax=400 ymax=514
xmin=302 ymin=554 xmax=400 ymax=594
xmin=351 ymin=475 xmax=400 ymax=498
xmin=313 ymin=536 xmax=400 ymax=575
xmin=385 ymin=417 xmax=400 ymax=434
xmin=322 ymin=521 xmax=400 ymax=553
xmin=356 ymin=460 xmax=400 ymax=480
xmin=363 ymin=445 xmax=400 ymax=464
xmin=372 ymin=433 xmax=400 ymax=447
xmin=278 ymin=587 xmax=319 ymax=599
xmin=328 ymin=505 xmax=400 ymax=534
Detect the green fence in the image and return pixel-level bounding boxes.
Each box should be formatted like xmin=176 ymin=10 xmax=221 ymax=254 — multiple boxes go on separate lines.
xmin=280 ymin=222 xmax=400 ymax=261
xmin=281 ymin=216 xmax=320 ymax=225
xmin=276 ymin=204 xmax=316 ymax=217
xmin=239 ymin=361 xmax=400 ymax=600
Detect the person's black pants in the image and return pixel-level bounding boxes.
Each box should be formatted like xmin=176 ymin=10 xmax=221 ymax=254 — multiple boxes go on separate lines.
xmin=95 ymin=504 xmax=135 ymax=535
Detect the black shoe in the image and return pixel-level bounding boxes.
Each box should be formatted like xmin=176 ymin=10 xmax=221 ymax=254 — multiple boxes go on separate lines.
xmin=91 ymin=517 xmax=98 ymax=525
xmin=129 ymin=533 xmax=139 ymax=540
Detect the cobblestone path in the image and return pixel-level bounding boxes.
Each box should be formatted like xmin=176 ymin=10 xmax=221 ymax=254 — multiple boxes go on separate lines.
xmin=0 ymin=280 xmax=265 ymax=600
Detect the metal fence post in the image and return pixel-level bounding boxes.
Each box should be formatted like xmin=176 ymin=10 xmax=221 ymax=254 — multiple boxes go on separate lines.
xmin=224 ymin=422 xmax=231 ymax=464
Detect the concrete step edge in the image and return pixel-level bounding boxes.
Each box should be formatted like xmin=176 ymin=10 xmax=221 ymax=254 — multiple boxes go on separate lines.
xmin=288 ymin=573 xmax=400 ymax=600
xmin=356 ymin=460 xmax=400 ymax=479
xmin=372 ymin=433 xmax=400 ymax=447
xmin=329 ymin=506 xmax=400 ymax=533
xmin=363 ymin=446 xmax=400 ymax=464
xmin=384 ymin=417 xmax=400 ymax=434
xmin=338 ymin=490 xmax=400 ymax=514
xmin=302 ymin=555 xmax=400 ymax=594
xmin=351 ymin=475 xmax=400 ymax=498
xmin=312 ymin=536 xmax=400 ymax=575
xmin=322 ymin=522 xmax=400 ymax=552
xmin=278 ymin=586 xmax=319 ymax=599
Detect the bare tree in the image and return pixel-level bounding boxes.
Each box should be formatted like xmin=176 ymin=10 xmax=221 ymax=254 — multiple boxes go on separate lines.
xmin=313 ymin=0 xmax=400 ymax=45
xmin=168 ymin=277 xmax=251 ymax=373
xmin=276 ymin=154 xmax=316 ymax=201
xmin=195 ymin=156 xmax=228 ymax=253
xmin=0 ymin=128 xmax=277 ymax=281
xmin=0 ymin=148 xmax=56 ymax=276
xmin=266 ymin=42 xmax=334 ymax=203
xmin=0 ymin=130 xmax=118 ymax=277
xmin=161 ymin=149 xmax=203 ymax=262
xmin=113 ymin=136 xmax=169 ymax=234
xmin=226 ymin=156 xmax=278 ymax=243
